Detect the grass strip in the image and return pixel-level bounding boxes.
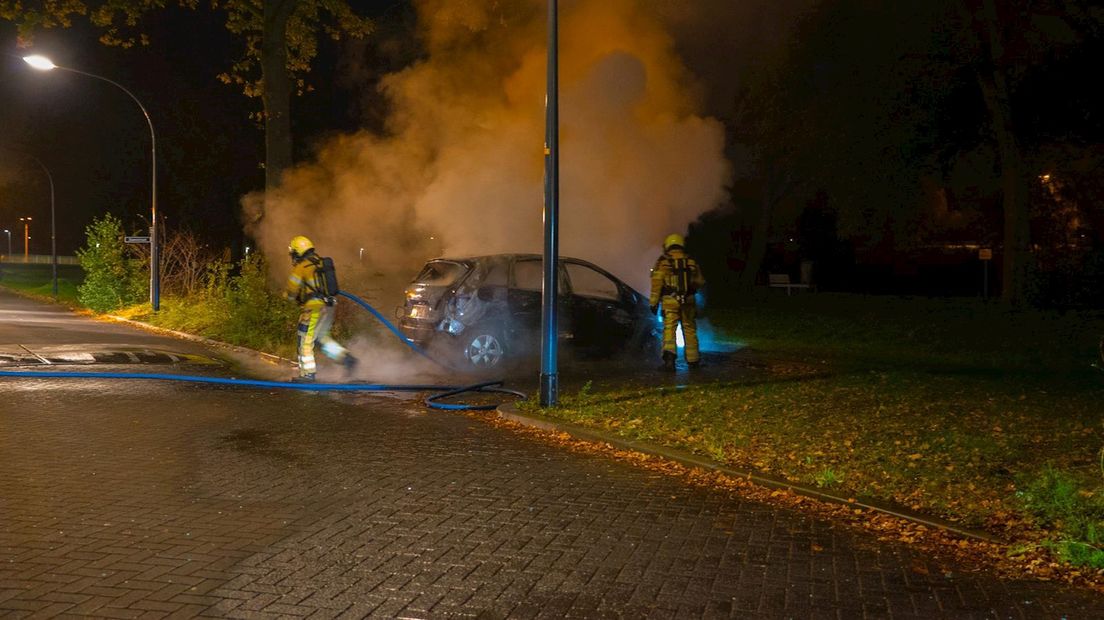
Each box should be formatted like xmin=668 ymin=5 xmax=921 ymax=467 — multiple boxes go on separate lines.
xmin=527 ymin=294 xmax=1104 ymax=567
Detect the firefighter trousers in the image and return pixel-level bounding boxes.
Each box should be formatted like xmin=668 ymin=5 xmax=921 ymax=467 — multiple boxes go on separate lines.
xmin=297 ymin=304 xmax=349 ymax=376
xmin=661 ymin=296 xmax=699 ymax=363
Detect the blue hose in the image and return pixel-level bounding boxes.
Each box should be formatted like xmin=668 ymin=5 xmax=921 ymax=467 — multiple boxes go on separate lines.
xmin=0 ymin=290 xmax=527 ymax=411
xmin=0 ymin=369 xmax=525 ymax=411
xmin=337 ymin=290 xmax=441 ymax=364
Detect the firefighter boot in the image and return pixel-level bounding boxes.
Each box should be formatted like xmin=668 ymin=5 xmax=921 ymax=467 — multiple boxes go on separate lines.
xmin=662 ymin=350 xmax=676 ymax=372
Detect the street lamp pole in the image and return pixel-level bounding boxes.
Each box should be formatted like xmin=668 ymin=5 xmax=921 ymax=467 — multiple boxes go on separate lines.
xmin=26 ymin=155 xmax=57 ymax=297
xmin=23 ymin=54 xmax=159 ymax=310
xmin=539 ymin=0 xmax=560 ymax=407
xmin=3 ymin=230 xmax=10 ymax=260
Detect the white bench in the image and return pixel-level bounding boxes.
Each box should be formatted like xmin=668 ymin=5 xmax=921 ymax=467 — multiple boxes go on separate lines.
xmin=768 ymin=273 xmax=811 ymax=296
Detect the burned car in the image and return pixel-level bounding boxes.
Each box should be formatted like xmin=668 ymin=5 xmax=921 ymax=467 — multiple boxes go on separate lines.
xmin=398 ymin=254 xmax=659 ymax=370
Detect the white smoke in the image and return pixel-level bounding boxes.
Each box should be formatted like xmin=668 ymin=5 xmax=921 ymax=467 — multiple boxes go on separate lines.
xmin=247 ymin=0 xmax=731 ymax=295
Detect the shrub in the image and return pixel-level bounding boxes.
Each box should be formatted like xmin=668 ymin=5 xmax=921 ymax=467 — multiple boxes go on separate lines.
xmin=160 ymin=229 xmax=214 ymax=297
xmin=223 ymin=254 xmax=298 ymax=351
xmin=75 ymin=214 xmax=145 ymax=312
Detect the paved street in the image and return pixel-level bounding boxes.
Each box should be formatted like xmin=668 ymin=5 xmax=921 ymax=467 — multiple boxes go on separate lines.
xmin=1 ymin=288 xmax=1102 ymax=619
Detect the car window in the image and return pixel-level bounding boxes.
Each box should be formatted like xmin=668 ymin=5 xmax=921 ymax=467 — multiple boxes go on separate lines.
xmin=565 ymin=263 xmax=621 ymax=301
xmin=482 ymin=261 xmax=508 ymax=287
xmin=513 ymin=259 xmax=567 ymax=294
xmin=414 ymin=261 xmax=468 ymax=286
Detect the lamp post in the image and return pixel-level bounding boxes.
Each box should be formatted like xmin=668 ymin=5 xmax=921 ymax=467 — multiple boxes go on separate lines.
xmin=19 ymin=217 xmax=31 ymax=259
xmin=2 ymin=229 xmax=10 ymax=261
xmin=539 ymin=0 xmax=560 ymax=407
xmin=13 ymin=154 xmax=57 ymax=297
xmin=30 ymin=156 xmax=56 ymax=297
xmin=23 ymin=54 xmax=159 ymax=310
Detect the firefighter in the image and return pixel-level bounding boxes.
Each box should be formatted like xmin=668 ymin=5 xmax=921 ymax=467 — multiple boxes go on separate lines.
xmin=649 ymin=233 xmax=706 ymax=371
xmin=286 ymin=235 xmax=357 ymax=382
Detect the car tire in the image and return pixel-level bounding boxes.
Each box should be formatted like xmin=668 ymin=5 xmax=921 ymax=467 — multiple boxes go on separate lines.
xmin=457 ymin=323 xmax=510 ymax=372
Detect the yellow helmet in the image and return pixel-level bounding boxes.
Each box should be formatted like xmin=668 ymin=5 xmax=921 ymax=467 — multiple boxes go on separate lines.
xmin=288 ymin=235 xmax=314 ymax=260
xmin=663 ymin=233 xmax=685 ymax=251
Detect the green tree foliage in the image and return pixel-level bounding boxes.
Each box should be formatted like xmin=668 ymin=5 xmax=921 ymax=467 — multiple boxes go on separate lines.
xmin=0 ymin=0 xmax=373 ymax=192
xmin=75 ymin=213 xmax=145 ymax=312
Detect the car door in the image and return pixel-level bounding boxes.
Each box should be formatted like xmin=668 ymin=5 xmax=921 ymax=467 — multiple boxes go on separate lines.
xmin=509 ymin=258 xmax=572 ymax=351
xmin=563 ymin=260 xmax=635 ymax=352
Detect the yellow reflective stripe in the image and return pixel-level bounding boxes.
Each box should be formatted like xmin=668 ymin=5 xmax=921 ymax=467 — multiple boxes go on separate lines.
xmin=298 ymin=309 xmax=322 ymax=374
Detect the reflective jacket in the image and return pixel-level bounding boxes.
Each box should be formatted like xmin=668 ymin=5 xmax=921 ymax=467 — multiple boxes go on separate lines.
xmin=285 ymin=254 xmax=328 ymax=308
xmin=649 ymin=248 xmax=705 ymax=306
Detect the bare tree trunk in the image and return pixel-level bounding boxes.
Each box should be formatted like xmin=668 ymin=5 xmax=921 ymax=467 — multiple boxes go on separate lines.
xmin=971 ymin=0 xmax=1030 ymax=304
xmin=261 ymin=0 xmax=297 ymax=196
xmin=977 ymin=74 xmax=1028 ymax=303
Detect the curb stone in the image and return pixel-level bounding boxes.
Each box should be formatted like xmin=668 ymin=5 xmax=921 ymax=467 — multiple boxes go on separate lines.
xmin=496 ymin=401 xmax=1002 ymax=544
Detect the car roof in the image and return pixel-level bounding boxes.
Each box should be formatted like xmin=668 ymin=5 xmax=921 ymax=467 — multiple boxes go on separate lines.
xmin=424 ymin=254 xmax=639 ymax=293
xmin=427 ymin=253 xmax=607 ymax=270
xmin=427 ymin=253 xmax=539 ymax=263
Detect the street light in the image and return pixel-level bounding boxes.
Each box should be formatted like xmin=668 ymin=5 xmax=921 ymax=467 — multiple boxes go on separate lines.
xmin=539 ymin=0 xmax=560 ymax=407
xmin=2 ymin=229 xmax=10 ymax=260
xmin=23 ymin=53 xmax=160 ymax=310
xmin=19 ymin=217 xmax=31 ymax=259
xmin=29 ymin=156 xmax=56 ymax=297
xmin=5 ymin=151 xmax=58 ymax=297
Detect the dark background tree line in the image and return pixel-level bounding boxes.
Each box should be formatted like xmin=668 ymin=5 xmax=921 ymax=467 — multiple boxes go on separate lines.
xmin=705 ymin=0 xmax=1103 ymax=307
xmin=3 ymin=0 xmax=1103 ymax=307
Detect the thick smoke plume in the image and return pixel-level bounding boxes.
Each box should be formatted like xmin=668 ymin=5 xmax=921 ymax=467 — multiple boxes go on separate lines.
xmin=246 ymin=0 xmax=732 ymax=294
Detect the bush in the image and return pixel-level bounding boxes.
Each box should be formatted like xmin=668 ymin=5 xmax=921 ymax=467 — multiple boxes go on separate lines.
xmin=223 ymin=254 xmax=298 ymax=350
xmin=75 ymin=214 xmax=145 ymax=312
xmin=143 ymin=252 xmax=297 ymax=356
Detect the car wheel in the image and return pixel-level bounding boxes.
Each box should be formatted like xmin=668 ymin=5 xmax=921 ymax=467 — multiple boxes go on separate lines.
xmin=459 ymin=324 xmax=508 ymax=370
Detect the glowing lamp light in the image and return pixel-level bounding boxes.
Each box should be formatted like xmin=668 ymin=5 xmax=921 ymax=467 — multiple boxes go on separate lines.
xmin=23 ymin=55 xmax=57 ymax=71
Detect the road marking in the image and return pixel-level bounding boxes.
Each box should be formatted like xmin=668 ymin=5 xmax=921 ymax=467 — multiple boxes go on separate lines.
xmin=18 ymin=345 xmax=51 ymax=365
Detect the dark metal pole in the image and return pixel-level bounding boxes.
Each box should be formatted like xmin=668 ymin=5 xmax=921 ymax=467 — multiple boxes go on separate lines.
xmin=27 ymin=156 xmax=57 ymax=298
xmin=539 ymin=0 xmax=560 ymax=407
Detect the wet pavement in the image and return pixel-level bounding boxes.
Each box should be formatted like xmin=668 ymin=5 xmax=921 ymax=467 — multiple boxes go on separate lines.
xmin=1 ymin=288 xmax=1102 ymax=619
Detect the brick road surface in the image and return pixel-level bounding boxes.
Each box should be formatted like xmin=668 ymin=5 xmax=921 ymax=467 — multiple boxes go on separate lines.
xmin=1 ymin=289 xmax=1102 ymax=619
